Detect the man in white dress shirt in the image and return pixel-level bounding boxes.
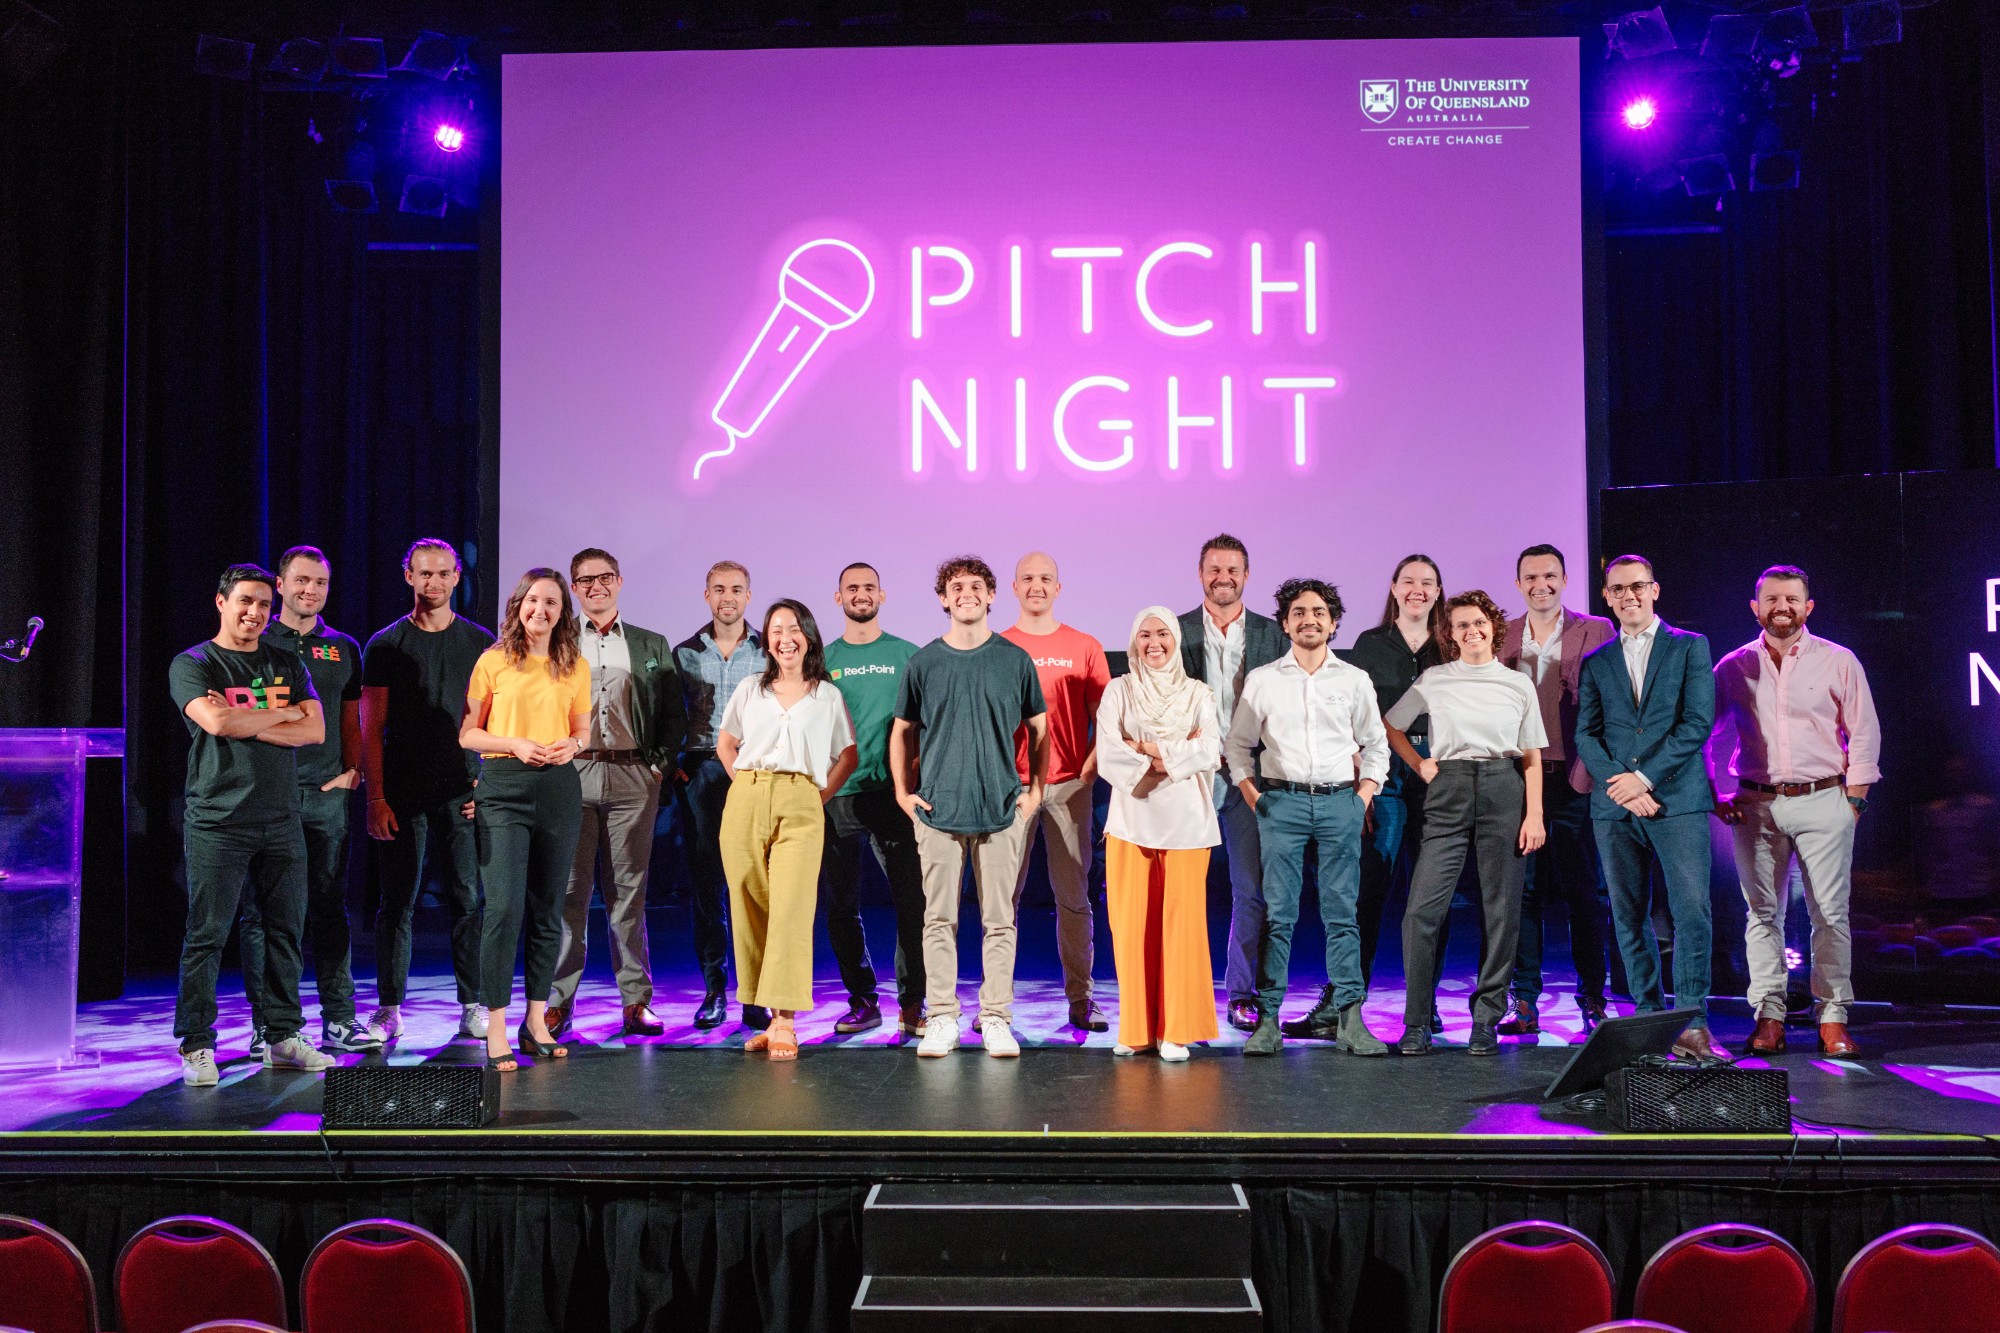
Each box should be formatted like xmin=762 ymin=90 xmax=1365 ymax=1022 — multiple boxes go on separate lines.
xmin=1224 ymin=578 xmax=1391 ymax=1056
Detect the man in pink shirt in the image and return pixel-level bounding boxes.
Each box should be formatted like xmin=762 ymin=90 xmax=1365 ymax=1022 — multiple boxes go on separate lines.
xmin=1712 ymin=565 xmax=1881 ymax=1058
xmin=1003 ymin=551 xmax=1112 ymax=1031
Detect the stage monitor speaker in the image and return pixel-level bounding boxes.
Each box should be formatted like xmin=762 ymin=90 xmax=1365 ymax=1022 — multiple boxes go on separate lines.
xmin=1605 ymin=1064 xmax=1790 ymax=1133
xmin=323 ymin=1064 xmax=499 ymax=1130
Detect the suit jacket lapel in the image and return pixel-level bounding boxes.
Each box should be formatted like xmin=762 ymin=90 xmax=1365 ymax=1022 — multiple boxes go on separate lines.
xmin=1637 ymin=623 xmax=1671 ymax=710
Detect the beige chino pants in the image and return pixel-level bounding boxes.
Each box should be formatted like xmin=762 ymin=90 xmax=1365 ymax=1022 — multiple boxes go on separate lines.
xmin=916 ymin=804 xmax=1034 ymax=1025
xmin=1011 ymin=776 xmax=1097 ymax=1005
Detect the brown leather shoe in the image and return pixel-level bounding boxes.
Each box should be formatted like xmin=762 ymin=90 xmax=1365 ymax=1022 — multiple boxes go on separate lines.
xmin=1745 ymin=1017 xmax=1787 ymax=1056
xmin=622 ymin=1002 xmax=665 ymax=1037
xmin=545 ymin=1004 xmax=569 ymax=1038
xmin=1818 ymin=1022 xmax=1861 ymax=1057
xmin=1671 ymin=1026 xmax=1736 ymax=1064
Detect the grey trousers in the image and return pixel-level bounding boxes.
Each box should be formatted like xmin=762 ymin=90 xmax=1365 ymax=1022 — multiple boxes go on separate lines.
xmin=1733 ymin=785 xmax=1856 ymax=1024
xmin=550 ymin=758 xmax=662 ymax=1010
xmin=1011 ymin=776 xmax=1096 ymax=1005
xmin=1401 ymin=758 xmax=1527 ymax=1028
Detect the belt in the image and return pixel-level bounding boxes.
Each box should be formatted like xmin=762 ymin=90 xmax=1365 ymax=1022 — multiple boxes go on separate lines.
xmin=1540 ymin=757 xmax=1569 ymax=773
xmin=577 ymin=748 xmax=642 ymax=763
xmin=1738 ymin=776 xmax=1843 ymax=798
xmin=1260 ymin=777 xmax=1355 ymax=796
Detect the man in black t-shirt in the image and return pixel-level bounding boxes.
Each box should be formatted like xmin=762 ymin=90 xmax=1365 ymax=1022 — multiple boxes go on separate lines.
xmin=169 ymin=564 xmax=336 ymax=1086
xmin=360 ymin=538 xmax=494 ymax=1042
xmin=242 ymin=545 xmax=383 ymax=1054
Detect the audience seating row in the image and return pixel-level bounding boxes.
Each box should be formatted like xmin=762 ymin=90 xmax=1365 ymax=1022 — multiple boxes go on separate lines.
xmin=0 ymin=1214 xmax=472 ymax=1333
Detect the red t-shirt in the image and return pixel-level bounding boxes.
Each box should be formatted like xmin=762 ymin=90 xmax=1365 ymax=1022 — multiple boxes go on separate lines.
xmin=1002 ymin=623 xmax=1111 ymax=785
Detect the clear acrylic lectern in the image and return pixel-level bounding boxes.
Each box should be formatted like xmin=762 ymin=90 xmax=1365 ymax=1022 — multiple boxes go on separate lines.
xmin=0 ymin=728 xmax=123 ymax=1067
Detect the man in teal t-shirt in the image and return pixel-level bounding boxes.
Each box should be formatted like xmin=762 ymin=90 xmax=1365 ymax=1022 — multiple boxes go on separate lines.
xmin=821 ymin=562 xmax=926 ymax=1038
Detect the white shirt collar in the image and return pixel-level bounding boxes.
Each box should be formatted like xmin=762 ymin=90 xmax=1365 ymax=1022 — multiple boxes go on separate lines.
xmin=1622 ymin=616 xmax=1661 ymax=644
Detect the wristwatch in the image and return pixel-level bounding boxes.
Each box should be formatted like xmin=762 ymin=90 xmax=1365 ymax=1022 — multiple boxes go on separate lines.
xmin=1847 ymin=795 xmax=1868 ymax=812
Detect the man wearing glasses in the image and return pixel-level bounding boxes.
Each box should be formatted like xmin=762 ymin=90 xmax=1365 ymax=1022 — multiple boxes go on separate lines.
xmin=545 ymin=548 xmax=688 ymax=1038
xmin=1575 ymin=554 xmax=1728 ymax=1063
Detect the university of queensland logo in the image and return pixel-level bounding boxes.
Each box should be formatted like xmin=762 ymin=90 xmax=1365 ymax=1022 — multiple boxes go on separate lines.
xmin=1360 ymin=79 xmax=1399 ymax=124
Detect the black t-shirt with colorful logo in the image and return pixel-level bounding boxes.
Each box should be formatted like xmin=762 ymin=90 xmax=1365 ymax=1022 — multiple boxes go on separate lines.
xmin=263 ymin=618 xmax=364 ymax=787
xmin=169 ymin=639 xmax=321 ymax=827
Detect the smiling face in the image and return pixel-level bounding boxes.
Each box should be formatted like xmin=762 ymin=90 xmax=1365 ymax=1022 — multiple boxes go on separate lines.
xmin=1449 ymin=604 xmax=1496 ymax=662
xmin=1200 ymin=547 xmax=1247 ymax=614
xmin=1603 ymin=560 xmax=1659 ymax=631
xmin=1754 ymin=575 xmax=1812 ymax=639
xmin=705 ymin=568 xmax=749 ymax=629
xmin=1134 ymin=615 xmax=1176 ymax=670
xmin=1282 ymin=591 xmax=1335 ymax=650
xmin=572 ymin=557 xmax=621 ymax=621
xmin=1390 ymin=559 xmax=1441 ymax=625
xmin=838 ymin=565 xmax=882 ymax=623
xmin=216 ymin=579 xmax=274 ymax=647
xmin=518 ymin=578 xmax=565 ymax=642
xmin=406 ymin=547 xmax=460 ymax=611
xmin=1515 ymin=553 xmax=1566 ymax=616
xmin=1013 ymin=552 xmax=1061 ymax=617
xmin=939 ymin=571 xmax=994 ymax=626
xmin=766 ymin=605 xmax=807 ymax=673
xmin=282 ymin=557 xmax=329 ymax=622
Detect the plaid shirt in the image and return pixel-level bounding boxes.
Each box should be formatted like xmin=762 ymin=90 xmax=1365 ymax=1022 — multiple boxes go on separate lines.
xmin=673 ymin=625 xmax=766 ymax=750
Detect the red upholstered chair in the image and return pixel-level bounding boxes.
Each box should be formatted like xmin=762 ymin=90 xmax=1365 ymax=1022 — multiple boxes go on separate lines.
xmin=1833 ymin=1224 xmax=2000 ymax=1333
xmin=1437 ymin=1221 xmax=1615 ymax=1333
xmin=181 ymin=1322 xmax=290 ymax=1332
xmin=1580 ymin=1323 xmax=1687 ymax=1332
xmin=300 ymin=1220 xmax=473 ymax=1333
xmin=1635 ymin=1224 xmax=1813 ymax=1333
xmin=0 ymin=1215 xmax=99 ymax=1333
xmin=115 ymin=1215 xmax=287 ymax=1333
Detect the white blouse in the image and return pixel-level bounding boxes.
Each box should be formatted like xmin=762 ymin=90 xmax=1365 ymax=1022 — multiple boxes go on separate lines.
xmin=719 ymin=677 xmax=857 ymax=788
xmin=1095 ymin=677 xmax=1223 ymax=851
xmin=1385 ymin=660 xmax=1547 ymax=762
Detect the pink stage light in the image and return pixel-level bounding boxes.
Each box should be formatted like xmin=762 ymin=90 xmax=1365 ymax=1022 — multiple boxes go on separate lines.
xmin=434 ymin=123 xmax=466 ymax=152
xmin=1620 ymin=97 xmax=1659 ymax=131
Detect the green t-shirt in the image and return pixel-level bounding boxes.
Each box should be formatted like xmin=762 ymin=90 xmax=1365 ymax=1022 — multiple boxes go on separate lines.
xmin=894 ymin=633 xmax=1046 ymax=836
xmin=826 ymin=633 xmax=918 ymax=798
xmin=169 ymin=639 xmax=320 ymax=827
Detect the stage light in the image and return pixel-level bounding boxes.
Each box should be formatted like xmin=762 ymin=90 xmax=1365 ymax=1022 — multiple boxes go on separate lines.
xmin=1843 ymin=0 xmax=1902 ymax=50
xmin=1750 ymin=150 xmax=1801 ymax=191
xmin=399 ymin=174 xmax=449 ymax=217
xmin=1680 ymin=154 xmax=1736 ymax=197
xmin=324 ymin=179 xmax=379 ymax=213
xmin=194 ymin=34 xmax=254 ymax=80
xmin=330 ymin=35 xmax=388 ymax=79
xmin=272 ymin=38 xmax=327 ymax=82
xmin=1607 ymin=7 xmax=1676 ymax=60
xmin=1620 ymin=97 xmax=1659 ymax=131
xmin=396 ymin=31 xmax=459 ymax=80
xmin=434 ymin=123 xmax=466 ymax=152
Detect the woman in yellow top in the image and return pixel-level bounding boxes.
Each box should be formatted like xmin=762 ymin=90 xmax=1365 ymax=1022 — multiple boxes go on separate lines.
xmin=460 ymin=567 xmax=592 ymax=1072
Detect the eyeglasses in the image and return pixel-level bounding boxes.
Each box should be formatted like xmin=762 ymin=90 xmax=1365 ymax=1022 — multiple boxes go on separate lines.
xmin=1604 ymin=581 xmax=1656 ymax=597
xmin=573 ymin=573 xmax=619 ymax=590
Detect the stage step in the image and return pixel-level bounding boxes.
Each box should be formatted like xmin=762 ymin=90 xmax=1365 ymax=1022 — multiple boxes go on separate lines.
xmin=853 ymin=1182 xmax=1259 ymax=1330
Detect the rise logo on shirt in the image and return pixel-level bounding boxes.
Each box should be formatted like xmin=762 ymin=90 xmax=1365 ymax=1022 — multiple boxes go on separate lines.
xmin=309 ymin=645 xmax=343 ymax=662
xmin=223 ymin=677 xmax=292 ymax=710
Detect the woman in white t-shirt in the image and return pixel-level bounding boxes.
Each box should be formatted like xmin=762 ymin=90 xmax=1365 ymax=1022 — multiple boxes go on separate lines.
xmin=1095 ymin=607 xmax=1224 ymax=1060
xmin=1383 ymin=589 xmax=1547 ymax=1057
xmin=716 ymin=599 xmax=858 ymax=1060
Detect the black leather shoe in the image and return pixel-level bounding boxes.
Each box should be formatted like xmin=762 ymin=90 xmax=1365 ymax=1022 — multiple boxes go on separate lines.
xmin=1466 ymin=1022 xmax=1499 ymax=1056
xmin=743 ymin=1004 xmax=772 ymax=1031
xmin=834 ymin=998 xmax=883 ymax=1034
xmin=1069 ymin=1000 xmax=1110 ymax=1032
xmin=1396 ymin=1027 xmax=1433 ymax=1056
xmin=1279 ymin=984 xmax=1340 ymax=1040
xmin=1495 ymin=996 xmax=1539 ymax=1036
xmin=1429 ymin=1007 xmax=1445 ymax=1036
xmin=693 ymin=991 xmax=726 ymax=1030
xmin=1227 ymin=999 xmax=1260 ymax=1033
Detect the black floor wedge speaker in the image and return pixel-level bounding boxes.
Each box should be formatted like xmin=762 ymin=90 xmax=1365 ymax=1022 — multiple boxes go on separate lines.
xmin=323 ymin=1064 xmax=500 ymax=1129
xmin=1605 ymin=1064 xmax=1790 ymax=1133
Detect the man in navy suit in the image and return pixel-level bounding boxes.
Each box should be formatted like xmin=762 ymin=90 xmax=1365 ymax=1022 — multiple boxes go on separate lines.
xmin=1575 ymin=553 xmax=1730 ymax=1062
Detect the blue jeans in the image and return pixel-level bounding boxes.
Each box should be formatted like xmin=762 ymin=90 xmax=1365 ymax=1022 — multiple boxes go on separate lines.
xmin=677 ymin=753 xmax=734 ymax=993
xmin=1218 ymin=784 xmax=1264 ymax=1004
xmin=1254 ymin=786 xmax=1366 ymax=1020
xmin=1514 ymin=777 xmax=1612 ymax=1004
xmin=1596 ymin=811 xmax=1712 ymax=1027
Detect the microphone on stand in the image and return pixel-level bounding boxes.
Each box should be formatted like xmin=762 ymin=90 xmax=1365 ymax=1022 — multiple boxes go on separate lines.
xmin=0 ymin=616 xmax=43 ymax=663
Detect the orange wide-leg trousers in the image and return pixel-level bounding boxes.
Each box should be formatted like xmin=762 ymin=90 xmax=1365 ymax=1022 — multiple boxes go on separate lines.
xmin=1105 ymin=836 xmax=1219 ymax=1048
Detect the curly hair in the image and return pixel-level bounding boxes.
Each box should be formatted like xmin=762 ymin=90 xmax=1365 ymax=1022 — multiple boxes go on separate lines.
xmin=934 ymin=554 xmax=997 ymax=597
xmin=497 ymin=567 xmax=582 ymax=680
xmin=1436 ymin=589 xmax=1507 ymax=663
xmin=1274 ymin=577 xmax=1344 ymax=623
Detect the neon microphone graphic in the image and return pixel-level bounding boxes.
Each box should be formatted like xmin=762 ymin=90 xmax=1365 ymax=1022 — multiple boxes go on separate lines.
xmin=695 ymin=238 xmax=876 ymax=479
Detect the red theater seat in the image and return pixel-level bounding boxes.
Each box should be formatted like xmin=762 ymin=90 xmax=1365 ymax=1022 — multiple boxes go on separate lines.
xmin=1635 ymin=1223 xmax=1813 ymax=1333
xmin=1580 ymin=1323 xmax=1687 ymax=1332
xmin=115 ymin=1215 xmax=287 ymax=1333
xmin=300 ymin=1220 xmax=473 ymax=1333
xmin=1437 ymin=1221 xmax=1615 ymax=1333
xmin=181 ymin=1322 xmax=290 ymax=1333
xmin=1833 ymin=1224 xmax=2000 ymax=1333
xmin=0 ymin=1215 xmax=99 ymax=1333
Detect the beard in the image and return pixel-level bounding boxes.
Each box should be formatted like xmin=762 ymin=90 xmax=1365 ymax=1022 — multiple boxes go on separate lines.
xmin=845 ymin=603 xmax=879 ymax=624
xmin=1761 ymin=610 xmax=1803 ymax=635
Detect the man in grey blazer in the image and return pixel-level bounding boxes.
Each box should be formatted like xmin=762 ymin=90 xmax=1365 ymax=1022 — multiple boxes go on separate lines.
xmin=1498 ymin=544 xmax=1616 ymax=1035
xmin=1575 ymin=553 xmax=1728 ymax=1062
xmin=1178 ymin=534 xmax=1288 ymax=1032
xmin=547 ymin=548 xmax=688 ymax=1038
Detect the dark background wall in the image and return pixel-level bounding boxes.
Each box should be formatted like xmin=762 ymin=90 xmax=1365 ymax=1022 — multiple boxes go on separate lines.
xmin=0 ymin=0 xmax=1994 ymax=992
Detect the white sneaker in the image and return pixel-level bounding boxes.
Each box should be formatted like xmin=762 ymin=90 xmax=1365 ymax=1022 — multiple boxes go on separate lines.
xmin=1113 ymin=1043 xmax=1137 ymax=1057
xmin=181 ymin=1048 xmax=219 ymax=1087
xmin=916 ymin=1017 xmax=961 ymax=1057
xmin=1160 ymin=1042 xmax=1190 ymax=1062
xmin=321 ymin=1020 xmax=385 ymax=1052
xmin=367 ymin=1004 xmax=403 ymax=1041
xmin=982 ymin=1023 xmax=1020 ymax=1058
xmin=458 ymin=1003 xmax=489 ymax=1039
xmin=263 ymin=1035 xmax=335 ymax=1072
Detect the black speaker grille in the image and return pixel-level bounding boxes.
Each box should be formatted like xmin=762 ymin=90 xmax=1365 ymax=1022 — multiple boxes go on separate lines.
xmin=323 ymin=1064 xmax=498 ymax=1129
xmin=1607 ymin=1065 xmax=1791 ymax=1133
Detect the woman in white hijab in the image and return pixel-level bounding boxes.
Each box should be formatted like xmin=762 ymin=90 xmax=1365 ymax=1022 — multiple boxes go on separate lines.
xmin=1095 ymin=606 xmax=1223 ymax=1059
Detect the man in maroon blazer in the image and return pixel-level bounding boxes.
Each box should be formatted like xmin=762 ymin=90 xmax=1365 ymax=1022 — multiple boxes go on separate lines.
xmin=1497 ymin=544 xmax=1617 ymax=1034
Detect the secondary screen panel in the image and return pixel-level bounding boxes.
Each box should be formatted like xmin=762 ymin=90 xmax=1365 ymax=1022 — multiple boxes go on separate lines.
xmin=501 ymin=39 xmax=1584 ymax=644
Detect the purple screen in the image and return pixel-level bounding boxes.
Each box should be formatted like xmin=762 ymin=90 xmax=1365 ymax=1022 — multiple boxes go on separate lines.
xmin=501 ymin=40 xmax=1584 ymax=645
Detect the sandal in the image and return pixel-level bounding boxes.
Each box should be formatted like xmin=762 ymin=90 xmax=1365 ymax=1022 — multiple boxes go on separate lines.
xmin=486 ymin=1049 xmax=519 ymax=1073
xmin=767 ymin=1020 xmax=798 ymax=1061
xmin=516 ymin=1021 xmax=568 ymax=1060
